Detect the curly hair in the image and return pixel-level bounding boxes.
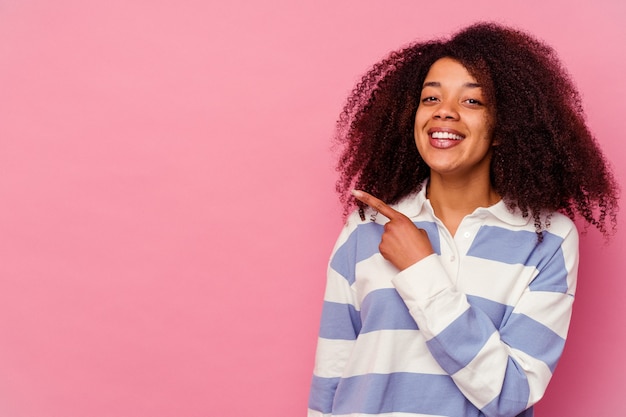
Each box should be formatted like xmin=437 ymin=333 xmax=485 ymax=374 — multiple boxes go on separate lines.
xmin=335 ymin=22 xmax=619 ymax=237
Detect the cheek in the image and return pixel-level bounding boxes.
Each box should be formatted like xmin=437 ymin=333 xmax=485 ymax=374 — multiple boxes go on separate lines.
xmin=471 ymin=113 xmax=495 ymax=141
xmin=483 ymin=123 xmax=496 ymax=143
xmin=413 ymin=109 xmax=430 ymax=139
xmin=413 ymin=128 xmax=427 ymax=156
xmin=483 ymin=110 xmax=496 ymax=139
xmin=413 ymin=116 xmax=427 ymax=144
xmin=414 ymin=107 xmax=427 ymax=125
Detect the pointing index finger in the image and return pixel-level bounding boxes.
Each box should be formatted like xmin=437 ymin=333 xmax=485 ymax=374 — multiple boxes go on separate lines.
xmin=351 ymin=190 xmax=401 ymax=220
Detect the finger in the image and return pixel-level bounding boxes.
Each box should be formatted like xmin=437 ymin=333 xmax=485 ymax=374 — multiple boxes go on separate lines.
xmin=351 ymin=190 xmax=402 ymax=220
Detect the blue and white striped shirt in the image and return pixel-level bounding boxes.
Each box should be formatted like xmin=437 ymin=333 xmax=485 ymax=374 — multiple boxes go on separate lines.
xmin=308 ymin=185 xmax=578 ymax=417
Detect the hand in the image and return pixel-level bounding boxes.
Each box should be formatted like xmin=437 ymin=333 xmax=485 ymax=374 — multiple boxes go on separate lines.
xmin=352 ymin=190 xmax=435 ymax=271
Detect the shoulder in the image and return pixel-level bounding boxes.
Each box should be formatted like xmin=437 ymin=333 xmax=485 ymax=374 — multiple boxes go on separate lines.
xmin=544 ymin=211 xmax=579 ymax=243
xmin=490 ymin=201 xmax=578 ymax=239
xmin=544 ymin=213 xmax=579 ymax=258
xmin=331 ymin=209 xmax=383 ymax=251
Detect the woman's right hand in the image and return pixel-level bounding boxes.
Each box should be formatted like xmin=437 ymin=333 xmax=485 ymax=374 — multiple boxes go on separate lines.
xmin=352 ymin=190 xmax=435 ymax=271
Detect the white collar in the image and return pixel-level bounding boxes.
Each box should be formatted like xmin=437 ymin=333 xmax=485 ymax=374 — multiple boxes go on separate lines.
xmin=392 ymin=180 xmax=530 ymax=227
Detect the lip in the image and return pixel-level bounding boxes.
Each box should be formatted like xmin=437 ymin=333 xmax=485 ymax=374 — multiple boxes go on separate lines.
xmin=427 ymin=127 xmax=465 ymax=149
xmin=427 ymin=127 xmax=465 ymax=139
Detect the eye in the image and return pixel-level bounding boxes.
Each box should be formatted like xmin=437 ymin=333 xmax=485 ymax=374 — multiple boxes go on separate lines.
xmin=464 ymin=98 xmax=483 ymax=106
xmin=421 ymin=96 xmax=439 ymax=104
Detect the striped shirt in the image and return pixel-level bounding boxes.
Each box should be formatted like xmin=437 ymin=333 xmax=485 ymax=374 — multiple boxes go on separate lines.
xmin=308 ymin=185 xmax=579 ymax=417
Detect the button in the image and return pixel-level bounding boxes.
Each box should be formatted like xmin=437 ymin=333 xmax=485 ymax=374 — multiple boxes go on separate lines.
xmin=449 ymin=255 xmax=456 ymax=262
xmin=463 ymin=232 xmax=471 ymax=238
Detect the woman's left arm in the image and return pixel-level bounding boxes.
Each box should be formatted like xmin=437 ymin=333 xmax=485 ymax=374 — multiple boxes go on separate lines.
xmin=392 ymin=223 xmax=579 ymax=417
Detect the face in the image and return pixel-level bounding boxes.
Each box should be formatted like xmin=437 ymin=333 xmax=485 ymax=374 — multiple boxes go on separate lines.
xmin=414 ymin=57 xmax=496 ymax=181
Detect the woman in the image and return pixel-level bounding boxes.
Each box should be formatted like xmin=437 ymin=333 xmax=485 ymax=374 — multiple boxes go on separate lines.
xmin=308 ymin=23 xmax=618 ymax=417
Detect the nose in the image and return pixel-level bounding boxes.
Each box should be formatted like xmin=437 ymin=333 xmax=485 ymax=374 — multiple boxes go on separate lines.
xmin=433 ymin=100 xmax=459 ymax=120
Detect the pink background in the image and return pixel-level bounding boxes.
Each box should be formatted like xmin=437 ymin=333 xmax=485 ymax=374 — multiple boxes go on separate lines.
xmin=0 ymin=1 xmax=624 ymax=415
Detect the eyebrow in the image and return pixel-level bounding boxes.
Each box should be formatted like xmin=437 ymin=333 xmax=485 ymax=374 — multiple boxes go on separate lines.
xmin=422 ymin=81 xmax=482 ymax=88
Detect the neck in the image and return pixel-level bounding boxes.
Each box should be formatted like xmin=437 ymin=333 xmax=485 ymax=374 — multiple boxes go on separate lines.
xmin=426 ymin=173 xmax=500 ymax=235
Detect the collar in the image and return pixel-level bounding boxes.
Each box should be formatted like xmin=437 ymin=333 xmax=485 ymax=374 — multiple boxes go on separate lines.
xmin=392 ymin=180 xmax=530 ymax=227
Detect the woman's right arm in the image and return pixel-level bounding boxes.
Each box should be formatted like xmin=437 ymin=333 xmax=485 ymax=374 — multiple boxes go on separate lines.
xmin=308 ymin=218 xmax=362 ymax=416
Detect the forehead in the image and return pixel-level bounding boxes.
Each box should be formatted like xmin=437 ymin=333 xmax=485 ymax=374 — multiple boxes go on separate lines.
xmin=423 ymin=57 xmax=479 ymax=86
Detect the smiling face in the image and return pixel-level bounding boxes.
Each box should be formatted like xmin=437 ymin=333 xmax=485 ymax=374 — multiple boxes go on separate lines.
xmin=414 ymin=57 xmax=496 ymax=182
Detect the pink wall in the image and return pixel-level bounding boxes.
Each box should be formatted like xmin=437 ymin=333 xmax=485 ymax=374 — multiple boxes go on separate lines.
xmin=0 ymin=1 xmax=624 ymax=415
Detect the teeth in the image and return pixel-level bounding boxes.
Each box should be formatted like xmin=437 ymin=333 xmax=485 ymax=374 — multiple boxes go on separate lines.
xmin=431 ymin=131 xmax=463 ymax=140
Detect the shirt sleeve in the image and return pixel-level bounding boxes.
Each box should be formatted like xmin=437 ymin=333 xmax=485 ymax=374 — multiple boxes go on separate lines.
xmin=391 ymin=222 xmax=579 ymax=417
xmin=308 ymin=216 xmax=363 ymax=416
